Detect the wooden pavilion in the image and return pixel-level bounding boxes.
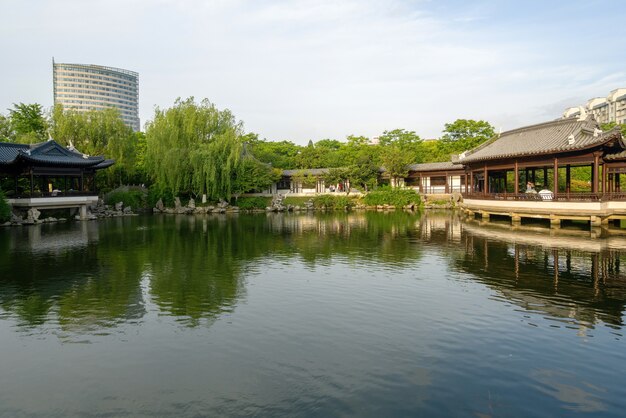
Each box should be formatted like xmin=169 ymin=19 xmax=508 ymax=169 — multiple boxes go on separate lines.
xmin=456 ymin=116 xmax=626 ymax=227
xmin=0 ymin=140 xmax=114 ymax=217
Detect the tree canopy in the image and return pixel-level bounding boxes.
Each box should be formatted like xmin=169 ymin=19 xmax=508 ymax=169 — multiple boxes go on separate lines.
xmin=145 ymin=97 xmax=277 ymax=200
xmin=7 ymin=103 xmax=49 ymax=143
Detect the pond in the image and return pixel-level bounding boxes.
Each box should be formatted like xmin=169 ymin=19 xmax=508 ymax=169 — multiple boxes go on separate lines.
xmin=0 ymin=212 xmax=625 ymax=417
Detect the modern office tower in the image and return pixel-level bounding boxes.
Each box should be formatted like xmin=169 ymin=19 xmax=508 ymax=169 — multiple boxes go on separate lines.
xmin=563 ymin=88 xmax=626 ymax=125
xmin=53 ymin=60 xmax=140 ymax=131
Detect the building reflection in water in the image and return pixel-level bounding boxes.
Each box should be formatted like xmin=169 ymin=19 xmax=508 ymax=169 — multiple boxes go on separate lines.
xmin=0 ymin=212 xmax=624 ymax=337
xmin=428 ymin=213 xmax=626 ymax=334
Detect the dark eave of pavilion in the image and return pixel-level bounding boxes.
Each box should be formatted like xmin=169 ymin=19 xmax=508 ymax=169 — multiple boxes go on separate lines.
xmin=0 ymin=140 xmax=114 ymax=170
xmin=458 ymin=116 xmax=623 ymax=165
xmin=406 ymin=161 xmax=464 ymax=172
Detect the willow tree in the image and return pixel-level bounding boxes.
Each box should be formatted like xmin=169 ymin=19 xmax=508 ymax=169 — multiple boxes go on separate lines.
xmin=145 ymin=98 xmax=245 ymax=201
xmin=50 ymin=105 xmax=137 ymax=187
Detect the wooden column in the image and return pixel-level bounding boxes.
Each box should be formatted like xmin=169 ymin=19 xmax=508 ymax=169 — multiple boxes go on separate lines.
xmin=29 ymin=169 xmax=34 ymax=195
xmin=592 ymin=154 xmax=600 ymax=194
xmin=470 ymin=171 xmax=474 ymax=193
xmin=543 ymin=167 xmax=548 ymax=188
xmin=602 ymin=164 xmax=607 ymax=194
xmin=445 ymin=172 xmax=449 ymax=194
xmin=464 ymin=173 xmax=468 ymax=193
xmin=553 ymin=158 xmax=558 ymax=198
xmin=514 ymin=161 xmax=519 ymax=194
xmin=565 ymin=165 xmax=571 ymax=194
xmin=483 ymin=165 xmax=488 ymax=195
xmin=617 ymin=173 xmax=621 ymax=192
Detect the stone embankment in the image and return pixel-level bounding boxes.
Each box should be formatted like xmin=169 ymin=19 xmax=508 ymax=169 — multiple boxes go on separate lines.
xmin=1 ymin=200 xmax=136 ymax=227
xmin=152 ymin=197 xmax=240 ymax=214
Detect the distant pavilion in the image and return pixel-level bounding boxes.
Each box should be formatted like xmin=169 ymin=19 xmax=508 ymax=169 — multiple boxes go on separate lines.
xmin=0 ymin=140 xmax=114 ymax=217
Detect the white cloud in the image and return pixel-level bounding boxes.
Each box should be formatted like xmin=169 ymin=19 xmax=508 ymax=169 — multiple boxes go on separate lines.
xmin=1 ymin=0 xmax=625 ymax=143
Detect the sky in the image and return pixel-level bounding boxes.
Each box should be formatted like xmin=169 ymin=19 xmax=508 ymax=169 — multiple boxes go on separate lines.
xmin=1 ymin=0 xmax=626 ymax=144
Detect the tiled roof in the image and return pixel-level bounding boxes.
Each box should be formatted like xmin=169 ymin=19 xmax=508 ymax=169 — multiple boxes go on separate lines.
xmin=282 ymin=168 xmax=330 ymax=176
xmin=459 ymin=116 xmax=620 ymax=164
xmin=0 ymin=143 xmax=29 ymax=164
xmin=0 ymin=140 xmax=113 ymax=169
xmin=604 ymin=150 xmax=626 ymax=161
xmin=407 ymin=161 xmax=462 ymax=172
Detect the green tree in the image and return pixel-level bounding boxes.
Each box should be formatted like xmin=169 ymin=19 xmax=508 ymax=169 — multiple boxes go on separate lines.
xmin=51 ymin=105 xmax=137 ymax=187
xmin=231 ymin=159 xmax=281 ymax=197
xmin=441 ymin=119 xmax=495 ymax=152
xmin=380 ymin=145 xmax=413 ymax=186
xmin=145 ymin=97 xmax=244 ymax=200
xmin=8 ymin=103 xmax=48 ymax=143
xmin=248 ymin=138 xmax=301 ymax=169
xmin=0 ymin=115 xmax=15 ymax=141
xmin=379 ymin=128 xmax=423 ymax=163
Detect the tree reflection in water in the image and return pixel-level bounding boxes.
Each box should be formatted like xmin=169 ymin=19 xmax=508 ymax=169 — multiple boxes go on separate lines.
xmin=0 ymin=211 xmax=625 ymax=334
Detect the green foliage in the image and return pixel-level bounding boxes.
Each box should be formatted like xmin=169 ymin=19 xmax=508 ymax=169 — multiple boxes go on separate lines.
xmin=104 ymin=187 xmax=147 ymax=210
xmin=235 ymin=196 xmax=271 ymax=210
xmin=441 ymin=119 xmax=496 ymax=154
xmin=8 ymin=103 xmax=48 ymax=143
xmin=147 ymin=186 xmax=175 ymax=208
xmin=312 ymin=194 xmax=356 ymax=210
xmin=145 ymin=97 xmax=244 ymax=200
xmin=232 ymin=159 xmax=280 ymax=196
xmin=292 ymin=170 xmax=317 ymax=188
xmin=51 ymin=105 xmax=138 ymax=187
xmin=364 ymin=186 xmax=421 ymax=207
xmin=0 ymin=188 xmax=11 ymax=222
xmin=0 ymin=115 xmax=15 ymax=142
xmin=324 ymin=167 xmax=351 ymax=186
xmin=380 ymin=145 xmax=412 ymax=181
xmin=379 ymin=129 xmax=423 ymax=162
xmin=247 ymin=137 xmax=300 ymax=169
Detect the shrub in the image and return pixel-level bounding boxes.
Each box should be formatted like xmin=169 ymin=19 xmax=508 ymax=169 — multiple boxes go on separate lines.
xmin=363 ymin=186 xmax=421 ymax=207
xmin=283 ymin=196 xmax=312 ymax=206
xmin=147 ymin=187 xmax=175 ymax=208
xmin=236 ymin=196 xmax=272 ymax=210
xmin=312 ymin=194 xmax=356 ymax=210
xmin=105 ymin=186 xmax=147 ymax=210
xmin=0 ymin=189 xmax=11 ymax=222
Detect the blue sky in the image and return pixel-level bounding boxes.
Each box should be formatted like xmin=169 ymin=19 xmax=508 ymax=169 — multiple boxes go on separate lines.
xmin=1 ymin=0 xmax=625 ymax=143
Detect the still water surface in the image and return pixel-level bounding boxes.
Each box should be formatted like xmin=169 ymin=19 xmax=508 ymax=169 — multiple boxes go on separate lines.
xmin=0 ymin=212 xmax=625 ymax=417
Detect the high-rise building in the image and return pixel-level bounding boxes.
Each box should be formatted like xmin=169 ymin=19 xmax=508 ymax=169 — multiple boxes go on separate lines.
xmin=53 ymin=60 xmax=140 ymax=131
xmin=563 ymin=88 xmax=626 ymax=125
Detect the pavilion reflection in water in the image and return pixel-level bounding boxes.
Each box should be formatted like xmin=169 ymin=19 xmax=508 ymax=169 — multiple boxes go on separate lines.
xmin=429 ymin=213 xmax=626 ymax=331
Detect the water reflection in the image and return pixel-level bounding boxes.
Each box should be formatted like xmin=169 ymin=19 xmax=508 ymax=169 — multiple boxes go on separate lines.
xmin=0 ymin=212 xmax=625 ymax=334
xmin=455 ymin=218 xmax=626 ymax=331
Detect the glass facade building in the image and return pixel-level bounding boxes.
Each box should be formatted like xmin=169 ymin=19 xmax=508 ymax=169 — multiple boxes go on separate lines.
xmin=53 ymin=61 xmax=140 ymax=131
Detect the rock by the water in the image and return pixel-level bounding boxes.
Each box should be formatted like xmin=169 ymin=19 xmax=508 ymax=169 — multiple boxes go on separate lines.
xmin=123 ymin=206 xmax=132 ymax=214
xmin=155 ymin=198 xmax=164 ymax=212
xmin=187 ymin=198 xmax=195 ymax=209
xmin=267 ymin=194 xmax=287 ymax=212
xmin=26 ymin=208 xmax=41 ymax=222
xmin=115 ymin=202 xmax=124 ymax=211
